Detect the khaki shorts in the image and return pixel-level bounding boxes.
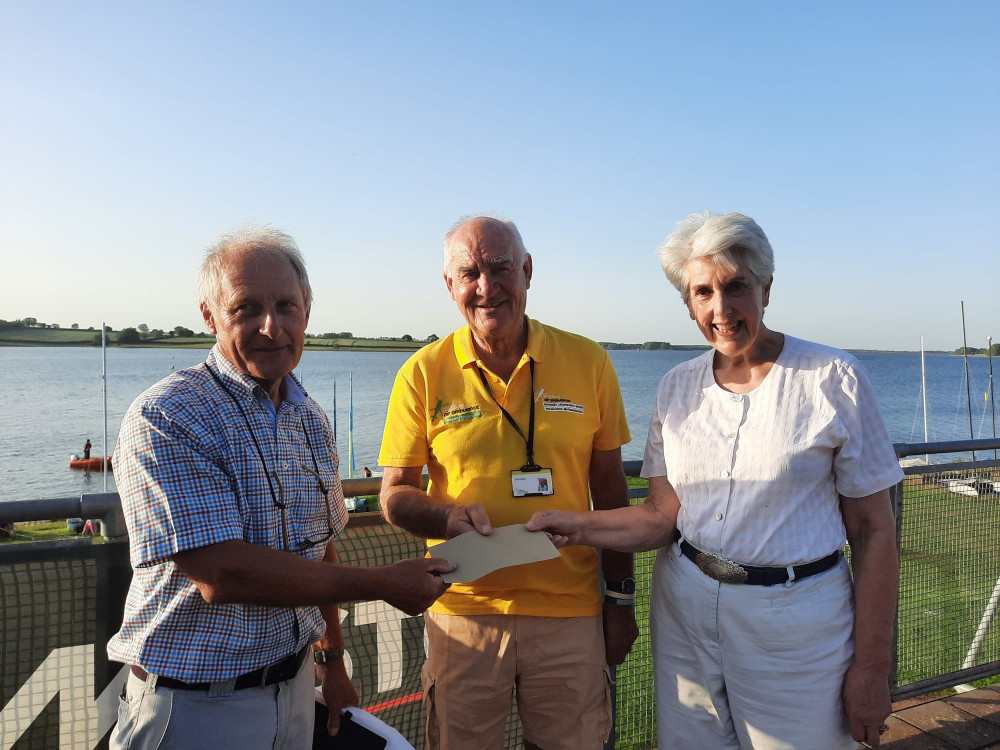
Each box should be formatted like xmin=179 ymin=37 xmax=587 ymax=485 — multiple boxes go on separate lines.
xmin=422 ymin=611 xmax=612 ymax=750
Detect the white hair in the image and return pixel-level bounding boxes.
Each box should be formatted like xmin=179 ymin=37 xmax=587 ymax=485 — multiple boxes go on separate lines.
xmin=657 ymin=211 xmax=775 ymax=302
xmin=198 ymin=226 xmax=313 ymax=314
xmin=442 ymin=215 xmax=528 ymax=274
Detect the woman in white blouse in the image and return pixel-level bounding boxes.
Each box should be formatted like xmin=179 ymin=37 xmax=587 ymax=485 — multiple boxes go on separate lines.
xmin=528 ymin=211 xmax=902 ymax=750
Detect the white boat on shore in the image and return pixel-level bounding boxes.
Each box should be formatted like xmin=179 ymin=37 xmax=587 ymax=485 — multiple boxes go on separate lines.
xmin=938 ymin=475 xmax=1000 ymax=497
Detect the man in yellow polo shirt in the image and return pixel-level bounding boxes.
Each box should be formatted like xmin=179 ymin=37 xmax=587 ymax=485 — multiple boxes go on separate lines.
xmin=379 ymin=215 xmax=637 ymax=750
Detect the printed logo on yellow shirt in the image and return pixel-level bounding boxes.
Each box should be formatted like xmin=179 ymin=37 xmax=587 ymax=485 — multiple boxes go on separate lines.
xmin=431 ymin=397 xmax=484 ymax=424
xmin=431 ymin=398 xmax=446 ymax=422
xmin=442 ymin=405 xmax=483 ymax=424
xmin=542 ymin=396 xmax=584 ymax=414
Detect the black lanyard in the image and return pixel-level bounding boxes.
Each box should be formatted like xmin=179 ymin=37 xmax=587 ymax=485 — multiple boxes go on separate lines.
xmin=203 ymin=363 xmax=329 ymax=550
xmin=476 ymin=357 xmax=539 ymax=471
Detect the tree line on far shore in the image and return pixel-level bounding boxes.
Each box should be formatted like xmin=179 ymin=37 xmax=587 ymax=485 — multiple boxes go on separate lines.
xmin=5 ymin=319 xmax=993 ymax=354
xmin=0 ymin=318 xmax=203 ymax=344
xmin=956 ymin=344 xmax=1000 ymax=356
xmin=600 ymin=341 xmax=710 ymax=351
xmin=0 ymin=319 xmax=438 ymax=346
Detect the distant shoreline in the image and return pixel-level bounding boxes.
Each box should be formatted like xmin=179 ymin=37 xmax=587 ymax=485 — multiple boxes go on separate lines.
xmin=0 ymin=340 xmax=960 ymax=356
xmin=0 ymin=339 xmax=423 ymax=353
xmin=0 ymin=328 xmax=966 ymax=355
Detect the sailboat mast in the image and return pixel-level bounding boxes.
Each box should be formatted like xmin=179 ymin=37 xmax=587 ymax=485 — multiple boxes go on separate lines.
xmin=348 ymin=372 xmax=354 ymax=479
xmin=102 ymin=321 xmax=108 ymax=492
xmin=961 ymin=301 xmax=976 ymax=460
xmin=989 ymin=335 xmax=996 ymax=460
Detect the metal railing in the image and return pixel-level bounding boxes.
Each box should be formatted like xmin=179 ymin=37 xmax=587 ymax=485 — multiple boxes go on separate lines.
xmin=4 ymin=442 xmax=1000 ymax=749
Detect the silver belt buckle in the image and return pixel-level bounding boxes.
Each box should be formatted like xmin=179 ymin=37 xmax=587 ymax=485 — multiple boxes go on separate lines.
xmin=694 ymin=552 xmax=749 ymax=584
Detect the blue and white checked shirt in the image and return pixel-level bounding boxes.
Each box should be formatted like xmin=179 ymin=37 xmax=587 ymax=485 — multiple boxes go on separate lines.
xmin=107 ymin=346 xmax=349 ymax=681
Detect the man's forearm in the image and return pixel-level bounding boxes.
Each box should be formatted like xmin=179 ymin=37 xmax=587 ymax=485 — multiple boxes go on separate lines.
xmin=590 ymin=447 xmax=635 ymax=576
xmin=601 ymin=548 xmax=634 ymax=581
xmin=174 ymin=540 xmax=405 ymax=607
xmin=592 ymin=499 xmax=634 ymax=580
xmin=382 ymin=484 xmax=457 ymax=539
xmin=316 ymin=542 xmax=346 ymax=649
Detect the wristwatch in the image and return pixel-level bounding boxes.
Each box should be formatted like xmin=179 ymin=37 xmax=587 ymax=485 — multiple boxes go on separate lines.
xmin=312 ymin=647 xmax=345 ymax=664
xmin=604 ymin=578 xmax=636 ymax=606
xmin=605 ymin=578 xmax=636 ymax=595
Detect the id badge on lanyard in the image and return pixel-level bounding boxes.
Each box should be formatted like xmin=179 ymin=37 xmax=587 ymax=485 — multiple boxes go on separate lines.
xmin=511 ymin=467 xmax=554 ymax=497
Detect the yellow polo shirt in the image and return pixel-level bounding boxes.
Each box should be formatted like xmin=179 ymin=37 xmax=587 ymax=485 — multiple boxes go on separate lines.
xmin=379 ymin=318 xmax=630 ymax=617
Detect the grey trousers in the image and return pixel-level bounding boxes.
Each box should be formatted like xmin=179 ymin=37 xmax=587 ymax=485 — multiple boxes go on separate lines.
xmin=110 ymin=658 xmax=315 ymax=750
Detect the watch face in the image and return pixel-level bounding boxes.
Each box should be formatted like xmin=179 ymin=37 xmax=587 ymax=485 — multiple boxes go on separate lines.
xmin=607 ymin=578 xmax=636 ymax=595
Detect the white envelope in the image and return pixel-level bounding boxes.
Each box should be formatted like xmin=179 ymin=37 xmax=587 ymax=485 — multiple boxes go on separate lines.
xmin=428 ymin=524 xmax=561 ymax=583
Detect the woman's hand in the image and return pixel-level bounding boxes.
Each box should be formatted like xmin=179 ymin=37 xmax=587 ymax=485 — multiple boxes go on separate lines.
xmin=843 ymin=664 xmax=892 ymax=747
xmin=526 ymin=509 xmax=587 ymax=547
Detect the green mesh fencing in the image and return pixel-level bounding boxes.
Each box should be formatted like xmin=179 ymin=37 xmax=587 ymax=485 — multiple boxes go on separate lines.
xmin=0 ymin=520 xmax=537 ymax=750
xmin=20 ymin=459 xmax=1000 ymax=748
xmin=610 ymin=545 xmax=657 ymax=750
xmin=0 ymin=541 xmax=129 ymax=750
xmin=893 ymin=462 xmax=1000 ymax=699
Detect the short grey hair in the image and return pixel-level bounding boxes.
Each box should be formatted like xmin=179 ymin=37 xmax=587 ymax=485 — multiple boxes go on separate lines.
xmin=442 ymin=215 xmax=528 ymax=274
xmin=657 ymin=211 xmax=775 ymax=302
xmin=198 ymin=226 xmax=313 ymax=313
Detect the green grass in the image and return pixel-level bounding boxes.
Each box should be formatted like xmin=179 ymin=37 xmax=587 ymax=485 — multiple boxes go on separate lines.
xmin=0 ymin=328 xmax=98 ymax=345
xmin=0 ymin=520 xmax=102 ymax=544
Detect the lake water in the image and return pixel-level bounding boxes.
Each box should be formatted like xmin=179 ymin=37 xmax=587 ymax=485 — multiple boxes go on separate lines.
xmin=1 ymin=345 xmax=997 ymax=502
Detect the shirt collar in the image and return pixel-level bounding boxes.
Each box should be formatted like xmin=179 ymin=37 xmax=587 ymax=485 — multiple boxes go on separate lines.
xmin=207 ymin=345 xmax=307 ymax=405
xmin=453 ymin=316 xmax=548 ymax=369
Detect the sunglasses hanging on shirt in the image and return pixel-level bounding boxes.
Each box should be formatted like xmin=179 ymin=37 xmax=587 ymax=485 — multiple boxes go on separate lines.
xmin=203 ymin=363 xmax=338 ymax=551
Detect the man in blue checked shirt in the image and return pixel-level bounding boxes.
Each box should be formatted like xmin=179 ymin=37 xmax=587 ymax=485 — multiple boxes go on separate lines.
xmin=107 ymin=226 xmax=453 ymax=749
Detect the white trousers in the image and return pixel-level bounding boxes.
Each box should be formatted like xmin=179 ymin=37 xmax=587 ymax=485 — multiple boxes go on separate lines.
xmin=110 ymin=656 xmax=315 ymax=750
xmin=651 ymin=543 xmax=857 ymax=750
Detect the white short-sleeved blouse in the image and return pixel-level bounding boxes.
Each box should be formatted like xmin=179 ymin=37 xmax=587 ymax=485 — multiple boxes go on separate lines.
xmin=641 ymin=335 xmax=903 ymax=566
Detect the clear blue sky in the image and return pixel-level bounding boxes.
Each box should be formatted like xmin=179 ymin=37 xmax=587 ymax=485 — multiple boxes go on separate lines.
xmin=2 ymin=1 xmax=997 ymax=351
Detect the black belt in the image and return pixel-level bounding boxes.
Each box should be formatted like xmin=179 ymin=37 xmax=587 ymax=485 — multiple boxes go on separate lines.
xmin=679 ymin=539 xmax=840 ymax=586
xmin=130 ymin=646 xmax=309 ymax=691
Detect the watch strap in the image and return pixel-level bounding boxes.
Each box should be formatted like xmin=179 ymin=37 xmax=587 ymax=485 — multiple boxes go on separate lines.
xmin=604 ymin=589 xmax=636 ymax=606
xmin=312 ymin=647 xmax=345 ymax=664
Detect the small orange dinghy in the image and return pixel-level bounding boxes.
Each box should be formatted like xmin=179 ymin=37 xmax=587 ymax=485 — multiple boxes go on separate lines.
xmin=69 ymin=456 xmax=113 ymax=471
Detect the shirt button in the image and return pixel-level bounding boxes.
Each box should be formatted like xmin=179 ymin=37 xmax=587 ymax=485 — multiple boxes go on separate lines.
xmin=720 ymin=470 xmax=731 ymax=479
xmin=728 ymin=432 xmax=736 ymax=439
xmin=715 ymin=513 xmax=723 ymax=520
